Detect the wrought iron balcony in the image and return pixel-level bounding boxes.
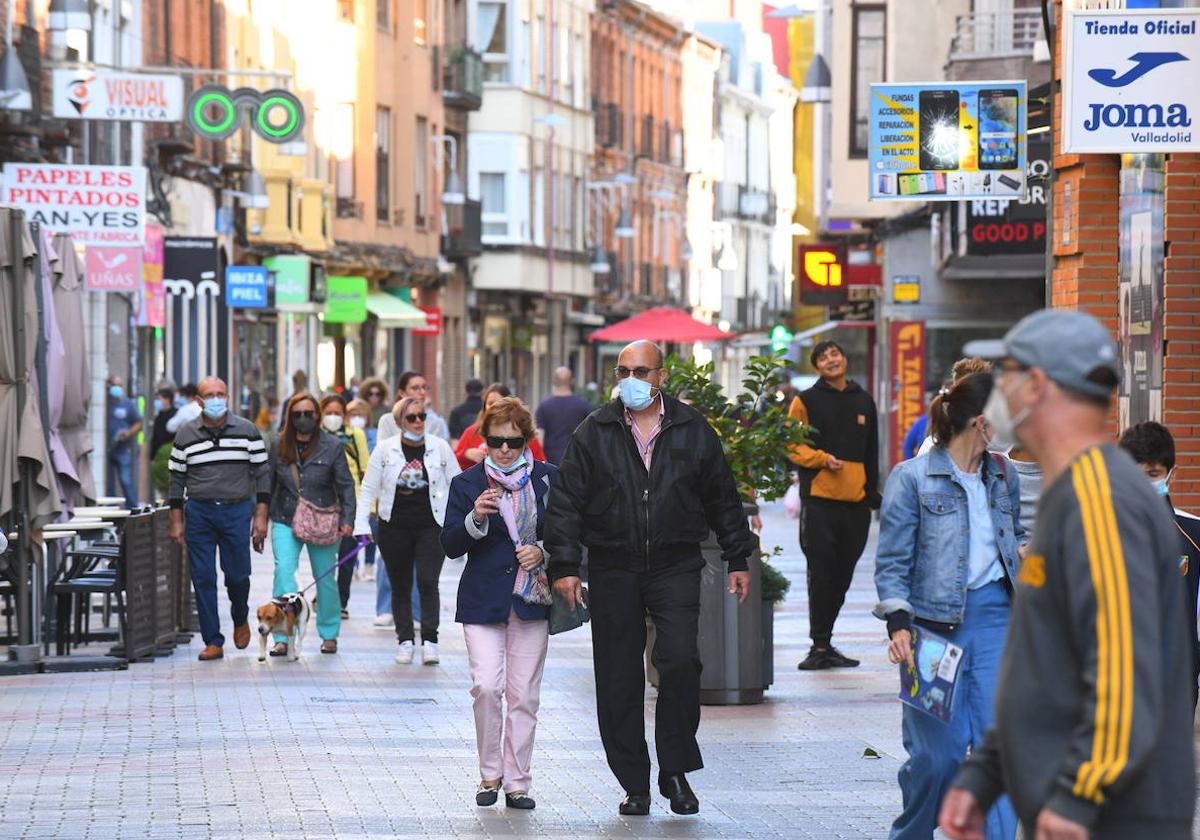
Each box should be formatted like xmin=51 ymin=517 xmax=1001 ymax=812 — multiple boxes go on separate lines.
xmin=442 ymin=199 xmax=482 ymax=259
xmin=949 ymin=8 xmax=1042 ymax=60
xmin=442 ymin=44 xmax=483 ymax=111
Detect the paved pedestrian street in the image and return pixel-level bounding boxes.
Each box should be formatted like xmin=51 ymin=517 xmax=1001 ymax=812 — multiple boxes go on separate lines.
xmin=2 ymin=501 xmax=913 ymax=839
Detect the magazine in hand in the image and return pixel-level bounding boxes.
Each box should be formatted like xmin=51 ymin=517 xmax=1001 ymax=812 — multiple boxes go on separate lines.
xmin=898 ymin=626 xmax=964 ymax=723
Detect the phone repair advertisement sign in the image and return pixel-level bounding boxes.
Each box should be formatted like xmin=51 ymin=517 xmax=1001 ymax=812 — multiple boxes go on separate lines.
xmin=1063 ymin=8 xmax=1200 ymax=153
xmin=868 ymin=81 xmax=1027 ymax=202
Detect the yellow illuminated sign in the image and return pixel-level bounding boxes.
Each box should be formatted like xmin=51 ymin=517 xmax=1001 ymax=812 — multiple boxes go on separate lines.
xmin=803 ymin=250 xmax=843 ymax=287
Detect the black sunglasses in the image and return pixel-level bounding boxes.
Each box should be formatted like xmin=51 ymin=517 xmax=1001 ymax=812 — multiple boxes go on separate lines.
xmin=404 ymin=412 xmax=427 ymax=423
xmin=614 ymin=365 xmax=662 ymax=380
xmin=366 ymin=390 xmax=384 ymax=398
xmin=291 ymin=410 xmax=316 ymax=419
xmin=486 ymin=435 xmax=525 ymax=451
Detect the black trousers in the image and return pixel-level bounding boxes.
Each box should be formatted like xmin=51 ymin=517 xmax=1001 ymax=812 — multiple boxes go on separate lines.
xmin=337 ymin=535 xmax=356 ymax=609
xmin=589 ymin=564 xmax=703 ymax=795
xmin=799 ymin=497 xmax=871 ymax=647
xmin=376 ymin=523 xmax=443 ymax=644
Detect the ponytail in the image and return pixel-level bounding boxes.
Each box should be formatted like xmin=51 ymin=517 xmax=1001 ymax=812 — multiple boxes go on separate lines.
xmin=929 ymin=373 xmax=992 ymax=446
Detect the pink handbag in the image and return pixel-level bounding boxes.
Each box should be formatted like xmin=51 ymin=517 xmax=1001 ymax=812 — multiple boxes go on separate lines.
xmin=289 ymin=463 xmax=341 ymax=545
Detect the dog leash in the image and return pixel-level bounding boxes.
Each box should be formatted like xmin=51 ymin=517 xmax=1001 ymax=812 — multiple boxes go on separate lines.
xmin=298 ymin=536 xmax=370 ymax=596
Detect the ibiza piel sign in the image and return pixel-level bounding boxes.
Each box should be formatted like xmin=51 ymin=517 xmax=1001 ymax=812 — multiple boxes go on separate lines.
xmin=1064 ymin=9 xmax=1200 ymax=153
xmin=51 ymin=70 xmax=184 ymax=122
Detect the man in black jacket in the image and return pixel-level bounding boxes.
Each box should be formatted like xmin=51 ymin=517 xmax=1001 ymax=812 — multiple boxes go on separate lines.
xmin=546 ymin=340 xmax=753 ymax=818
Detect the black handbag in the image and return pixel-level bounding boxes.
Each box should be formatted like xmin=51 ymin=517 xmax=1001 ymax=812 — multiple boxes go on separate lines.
xmin=549 ymin=586 xmax=589 ymax=635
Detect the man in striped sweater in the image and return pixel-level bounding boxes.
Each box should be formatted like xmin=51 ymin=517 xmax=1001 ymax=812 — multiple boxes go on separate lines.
xmin=169 ymin=377 xmax=271 ymax=661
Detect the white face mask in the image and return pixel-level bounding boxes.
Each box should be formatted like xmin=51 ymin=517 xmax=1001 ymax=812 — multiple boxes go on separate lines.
xmin=983 ymin=374 xmax=1031 ymax=450
xmin=321 ymin=414 xmax=344 ymax=432
xmin=348 ymin=416 xmax=367 ymax=430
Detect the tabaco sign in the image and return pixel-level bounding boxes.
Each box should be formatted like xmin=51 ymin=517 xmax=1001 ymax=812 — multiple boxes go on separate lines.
xmin=796 ymin=244 xmax=848 ymax=306
xmin=889 ymin=321 xmax=926 ymax=467
xmin=1 ymin=164 xmax=146 ymax=245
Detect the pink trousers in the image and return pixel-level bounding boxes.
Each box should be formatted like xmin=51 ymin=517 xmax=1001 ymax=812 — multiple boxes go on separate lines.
xmin=462 ymin=609 xmax=550 ymax=793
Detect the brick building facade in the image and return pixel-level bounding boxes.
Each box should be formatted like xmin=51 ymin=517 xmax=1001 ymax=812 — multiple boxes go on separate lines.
xmin=1051 ymin=0 xmax=1200 ymax=510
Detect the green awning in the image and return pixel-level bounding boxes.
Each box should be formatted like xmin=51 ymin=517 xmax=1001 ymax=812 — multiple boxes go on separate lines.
xmin=366 ymin=292 xmax=426 ymax=329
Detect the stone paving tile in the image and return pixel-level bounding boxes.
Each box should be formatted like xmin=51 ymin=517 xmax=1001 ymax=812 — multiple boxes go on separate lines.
xmin=5 ymin=498 xmax=1139 ymax=839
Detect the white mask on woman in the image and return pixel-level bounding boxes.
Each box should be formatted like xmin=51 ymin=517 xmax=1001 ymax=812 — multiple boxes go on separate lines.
xmin=321 ymin=414 xmax=344 ymax=432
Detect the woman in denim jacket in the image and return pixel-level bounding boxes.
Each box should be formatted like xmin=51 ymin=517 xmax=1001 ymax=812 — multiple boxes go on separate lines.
xmin=874 ymin=373 xmax=1023 ymax=840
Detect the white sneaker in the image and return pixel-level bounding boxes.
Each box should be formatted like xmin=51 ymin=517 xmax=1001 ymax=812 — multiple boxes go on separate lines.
xmin=364 ymin=564 xmax=376 ymax=581
xmin=422 ymin=642 xmax=439 ymax=665
xmin=395 ymin=640 xmax=414 ymax=664
xmin=353 ymin=565 xmax=363 ymax=582
xmin=373 ymin=614 xmax=394 ymax=628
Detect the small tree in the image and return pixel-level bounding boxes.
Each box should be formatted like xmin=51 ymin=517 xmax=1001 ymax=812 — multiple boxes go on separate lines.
xmin=665 ymin=350 xmax=813 ymax=505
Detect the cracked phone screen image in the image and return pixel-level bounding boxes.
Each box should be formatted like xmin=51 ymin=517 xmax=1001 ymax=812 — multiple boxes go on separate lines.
xmin=918 ymin=89 xmax=960 ymax=171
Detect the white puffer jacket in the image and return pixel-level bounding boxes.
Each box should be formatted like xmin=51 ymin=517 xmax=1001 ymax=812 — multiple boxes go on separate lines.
xmin=353 ymin=433 xmax=461 ymax=533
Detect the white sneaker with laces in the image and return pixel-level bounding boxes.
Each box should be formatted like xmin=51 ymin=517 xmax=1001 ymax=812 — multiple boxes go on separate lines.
xmin=395 ymin=640 xmax=414 ymax=664
xmin=364 ymin=563 xmax=376 ymax=581
xmin=422 ymin=642 xmax=439 ymax=665
xmin=373 ymin=614 xmax=394 ymax=628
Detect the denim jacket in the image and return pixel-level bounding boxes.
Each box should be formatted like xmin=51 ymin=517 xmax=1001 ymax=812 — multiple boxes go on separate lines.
xmin=874 ymin=446 xmax=1025 ymax=627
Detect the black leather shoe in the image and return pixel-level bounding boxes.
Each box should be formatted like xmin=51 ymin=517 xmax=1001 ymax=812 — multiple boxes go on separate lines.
xmin=796 ymin=646 xmax=833 ymax=670
xmin=475 ymin=782 xmax=500 ymax=807
xmin=658 ymin=773 xmax=699 ymax=815
xmin=505 ymin=792 xmax=536 ymax=810
xmin=619 ymin=793 xmax=651 ymax=815
xmin=825 ymin=647 xmax=860 ymax=668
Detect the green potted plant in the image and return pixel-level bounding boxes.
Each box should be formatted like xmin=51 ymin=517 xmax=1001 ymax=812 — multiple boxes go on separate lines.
xmin=663 ymin=350 xmax=810 ymax=700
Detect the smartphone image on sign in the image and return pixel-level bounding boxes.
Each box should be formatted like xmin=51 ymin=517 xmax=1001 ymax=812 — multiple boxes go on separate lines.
xmin=978 ymin=88 xmax=1019 ymax=170
xmin=876 ymin=173 xmax=896 ymax=195
xmin=899 ymin=174 xmax=922 ymax=195
xmin=919 ymin=89 xmax=961 ymax=171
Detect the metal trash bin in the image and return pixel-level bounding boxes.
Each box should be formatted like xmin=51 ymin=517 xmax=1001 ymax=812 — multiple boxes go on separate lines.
xmin=697 ymin=529 xmax=764 ymax=705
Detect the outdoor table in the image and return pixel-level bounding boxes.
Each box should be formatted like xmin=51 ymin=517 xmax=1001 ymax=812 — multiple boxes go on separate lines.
xmin=96 ymin=497 xmax=127 ymax=506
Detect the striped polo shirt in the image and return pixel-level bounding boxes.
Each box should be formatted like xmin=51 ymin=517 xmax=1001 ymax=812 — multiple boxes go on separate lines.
xmin=167 ymin=412 xmax=271 ymax=509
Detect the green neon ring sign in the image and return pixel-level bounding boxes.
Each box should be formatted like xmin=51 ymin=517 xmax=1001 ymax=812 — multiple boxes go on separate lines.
xmin=185 ymin=85 xmax=306 ymax=144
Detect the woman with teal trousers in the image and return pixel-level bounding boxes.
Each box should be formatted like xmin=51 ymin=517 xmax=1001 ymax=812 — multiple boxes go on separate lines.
xmin=263 ymin=391 xmax=357 ymax=655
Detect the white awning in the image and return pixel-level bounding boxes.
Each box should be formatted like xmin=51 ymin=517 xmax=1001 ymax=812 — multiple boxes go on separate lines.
xmin=366 ymin=293 xmax=426 ymax=329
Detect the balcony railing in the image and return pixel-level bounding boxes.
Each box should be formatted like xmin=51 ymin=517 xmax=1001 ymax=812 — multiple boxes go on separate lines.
xmin=595 ymin=101 xmax=623 ymax=149
xmin=715 ymin=181 xmax=740 ymax=219
xmin=442 ymin=199 xmax=483 ymax=259
xmin=442 ymin=44 xmax=483 ymax=111
xmin=336 ymin=197 xmax=363 ymax=220
xmin=949 ymin=9 xmax=1042 ymax=60
xmin=738 ymin=187 xmax=775 ymax=223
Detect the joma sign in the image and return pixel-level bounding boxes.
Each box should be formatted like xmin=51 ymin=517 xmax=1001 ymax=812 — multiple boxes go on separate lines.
xmin=1064 ymin=9 xmax=1200 ymax=153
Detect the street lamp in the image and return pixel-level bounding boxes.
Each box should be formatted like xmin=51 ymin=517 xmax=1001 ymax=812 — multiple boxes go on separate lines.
xmin=614 ymin=207 xmax=635 ymax=239
xmin=589 ymin=246 xmax=611 ymax=275
xmin=48 ymin=0 xmax=91 ymax=31
xmin=800 ymin=53 xmax=832 ymax=104
xmin=430 ymin=134 xmax=465 ymax=205
xmin=242 ymin=169 xmax=270 ymax=210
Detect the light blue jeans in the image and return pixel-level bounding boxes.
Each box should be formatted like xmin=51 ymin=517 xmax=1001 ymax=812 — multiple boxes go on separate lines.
xmin=271 ymin=522 xmax=341 ymax=642
xmin=890 ymin=581 xmax=1017 ymax=840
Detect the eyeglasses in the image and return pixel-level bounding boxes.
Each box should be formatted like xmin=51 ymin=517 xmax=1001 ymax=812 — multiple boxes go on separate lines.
xmin=486 ymin=435 xmax=525 ymax=450
xmin=366 ymin=390 xmax=384 ymax=398
xmin=613 ymin=366 xmax=662 ymax=380
xmin=404 ymin=413 xmax=427 ymax=423
xmin=291 ymin=410 xmax=316 ymax=419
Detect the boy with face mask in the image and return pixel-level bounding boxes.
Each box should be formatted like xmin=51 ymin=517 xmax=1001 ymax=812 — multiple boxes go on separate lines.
xmin=1118 ymin=421 xmax=1200 ymax=708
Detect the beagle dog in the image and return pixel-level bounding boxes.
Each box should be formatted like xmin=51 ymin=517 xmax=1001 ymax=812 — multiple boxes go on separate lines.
xmin=255 ymin=593 xmax=311 ymax=662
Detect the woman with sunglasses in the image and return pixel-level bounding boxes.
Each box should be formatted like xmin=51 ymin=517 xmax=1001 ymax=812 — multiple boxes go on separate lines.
xmin=454 ymin=383 xmax=546 ymax=471
xmin=442 ymin=396 xmax=556 ymax=811
xmin=355 ymin=395 xmax=461 ymax=664
xmin=359 ymin=377 xmax=390 ymax=427
xmin=265 ymin=392 xmax=357 ymax=655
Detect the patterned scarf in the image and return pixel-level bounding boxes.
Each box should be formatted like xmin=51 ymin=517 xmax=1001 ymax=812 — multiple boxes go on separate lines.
xmin=483 ymin=450 xmax=551 ymax=606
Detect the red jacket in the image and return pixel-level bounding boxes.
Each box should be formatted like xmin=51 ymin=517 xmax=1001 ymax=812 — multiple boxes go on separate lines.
xmin=453 ymin=422 xmax=545 ymax=471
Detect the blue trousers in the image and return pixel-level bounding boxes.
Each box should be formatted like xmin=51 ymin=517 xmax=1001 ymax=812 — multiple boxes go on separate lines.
xmin=271 ymin=522 xmax=341 ymax=642
xmin=185 ymin=499 xmax=252 ymax=647
xmin=107 ymin=448 xmax=138 ymax=509
xmin=890 ymin=581 xmax=1017 ymax=840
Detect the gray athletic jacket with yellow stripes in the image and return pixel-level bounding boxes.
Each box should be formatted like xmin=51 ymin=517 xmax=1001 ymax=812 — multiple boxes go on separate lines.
xmin=953 ymin=444 xmax=1195 ymax=838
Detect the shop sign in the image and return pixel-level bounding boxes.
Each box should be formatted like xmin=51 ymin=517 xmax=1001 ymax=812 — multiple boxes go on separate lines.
xmin=85 ymin=246 xmax=142 ymax=292
xmin=163 ymin=237 xmax=220 ymax=298
xmin=225 ymin=265 xmax=269 ymax=308
xmin=51 ymin=70 xmax=184 ymax=122
xmin=797 ymin=244 xmax=848 ymax=306
xmin=893 ymin=276 xmax=921 ymax=303
xmin=139 ymin=224 xmax=165 ymax=327
xmin=1063 ymin=9 xmax=1200 ymax=153
xmin=324 ymin=275 xmax=367 ymax=323
xmin=868 ymin=81 xmax=1028 ymax=201
xmin=263 ymin=254 xmax=310 ymax=306
xmin=413 ymin=307 xmax=442 ymax=336
xmin=187 ymin=85 xmax=306 ymax=144
xmin=889 ymin=321 xmax=926 ymax=467
xmin=1 ymin=164 xmax=146 ymax=245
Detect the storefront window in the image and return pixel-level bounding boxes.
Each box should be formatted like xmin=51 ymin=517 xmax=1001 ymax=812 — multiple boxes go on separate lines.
xmin=1118 ymin=154 xmax=1166 ymax=428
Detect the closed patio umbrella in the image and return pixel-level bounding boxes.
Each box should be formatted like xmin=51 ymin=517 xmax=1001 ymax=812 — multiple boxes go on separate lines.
xmin=46 ymin=232 xmax=94 ymax=508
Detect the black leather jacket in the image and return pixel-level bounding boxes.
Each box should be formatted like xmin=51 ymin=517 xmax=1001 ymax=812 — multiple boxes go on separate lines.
xmin=545 ymin=394 xmax=752 ymax=578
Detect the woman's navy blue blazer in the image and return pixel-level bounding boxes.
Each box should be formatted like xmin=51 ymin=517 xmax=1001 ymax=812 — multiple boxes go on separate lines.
xmin=442 ymin=460 xmax=557 ymax=625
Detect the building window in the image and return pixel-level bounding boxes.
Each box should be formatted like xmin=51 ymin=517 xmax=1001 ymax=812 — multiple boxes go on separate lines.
xmin=414 ymin=0 xmax=426 ymax=43
xmin=476 ymin=1 xmax=508 ymax=83
xmin=415 ymin=116 xmax=429 ymax=228
xmin=335 ymin=103 xmax=355 ymax=201
xmin=850 ymin=5 xmax=886 ymax=157
xmin=536 ymin=16 xmax=546 ymax=95
xmin=375 ymin=106 xmax=391 ymax=223
xmin=480 ymin=172 xmax=507 ymax=238
xmin=337 ymin=0 xmax=354 ymax=21
xmin=376 ymin=0 xmax=390 ymax=31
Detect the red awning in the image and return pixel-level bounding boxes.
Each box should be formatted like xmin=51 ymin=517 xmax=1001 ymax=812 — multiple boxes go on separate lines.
xmin=587 ymin=307 xmax=735 ymax=343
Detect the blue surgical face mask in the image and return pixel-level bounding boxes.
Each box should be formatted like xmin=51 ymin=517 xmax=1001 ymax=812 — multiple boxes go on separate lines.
xmin=1153 ymin=471 xmax=1173 ymax=497
xmin=202 ymin=397 xmax=227 ymax=420
xmin=108 ymin=385 xmax=124 ymax=399
xmin=402 ymin=430 xmax=424 ymax=443
xmin=618 ymin=376 xmax=655 ymax=411
xmin=486 ymin=454 xmax=527 ymax=475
